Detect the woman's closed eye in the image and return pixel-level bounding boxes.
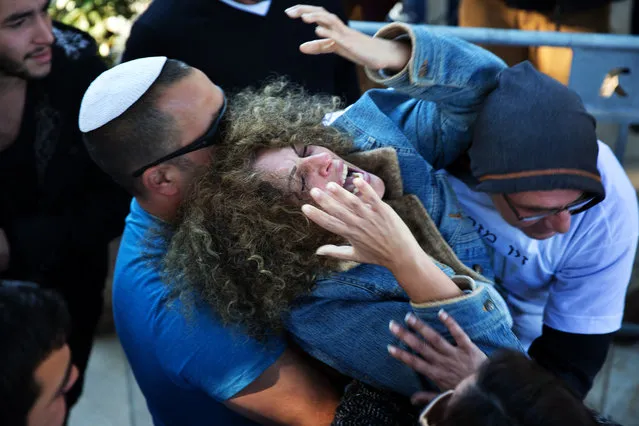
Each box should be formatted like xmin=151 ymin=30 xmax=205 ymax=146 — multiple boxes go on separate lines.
xmin=294 ymin=145 xmax=311 ymax=193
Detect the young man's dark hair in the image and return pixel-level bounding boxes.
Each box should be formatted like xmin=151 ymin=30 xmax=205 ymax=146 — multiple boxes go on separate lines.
xmin=0 ymin=282 xmax=71 ymax=426
xmin=440 ymin=350 xmax=598 ymax=426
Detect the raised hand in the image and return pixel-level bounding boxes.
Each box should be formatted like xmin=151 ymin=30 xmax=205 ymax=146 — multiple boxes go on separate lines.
xmin=388 ymin=310 xmax=488 ymax=402
xmin=285 ymin=4 xmax=411 ymax=71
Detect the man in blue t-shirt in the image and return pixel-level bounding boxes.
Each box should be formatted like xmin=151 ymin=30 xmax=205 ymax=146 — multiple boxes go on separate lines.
xmin=79 ymin=58 xmax=339 ymax=425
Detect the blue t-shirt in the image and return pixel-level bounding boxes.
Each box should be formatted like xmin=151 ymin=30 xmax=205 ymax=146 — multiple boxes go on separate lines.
xmin=113 ymin=199 xmax=286 ymax=425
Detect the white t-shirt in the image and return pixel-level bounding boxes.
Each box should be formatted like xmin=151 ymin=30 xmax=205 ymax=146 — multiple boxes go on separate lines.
xmin=447 ymin=142 xmax=639 ymax=349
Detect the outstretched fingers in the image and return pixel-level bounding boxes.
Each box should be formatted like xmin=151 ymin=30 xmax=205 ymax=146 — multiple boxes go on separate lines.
xmin=299 ymin=38 xmax=337 ymax=55
xmin=387 ymin=343 xmax=434 ymax=378
xmin=388 ymin=320 xmax=438 ymax=364
xmin=322 ymin=182 xmax=374 ymax=219
xmin=352 ymin=177 xmax=383 ymax=209
xmin=437 ymin=309 xmax=474 ymax=350
xmin=301 ymin=203 xmax=349 ymax=237
xmin=404 ymin=313 xmax=457 ymax=357
xmin=284 ymin=4 xmax=327 ymax=18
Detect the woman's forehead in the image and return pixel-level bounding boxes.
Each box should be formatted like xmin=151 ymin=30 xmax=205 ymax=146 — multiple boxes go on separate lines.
xmin=253 ymin=146 xmax=297 ymax=172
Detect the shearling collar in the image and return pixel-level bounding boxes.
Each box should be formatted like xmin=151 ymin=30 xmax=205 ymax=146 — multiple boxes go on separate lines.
xmin=345 ymin=148 xmax=486 ymax=282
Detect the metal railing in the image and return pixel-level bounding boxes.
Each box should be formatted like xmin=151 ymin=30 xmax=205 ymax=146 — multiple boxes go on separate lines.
xmin=350 ymin=21 xmax=639 ymax=163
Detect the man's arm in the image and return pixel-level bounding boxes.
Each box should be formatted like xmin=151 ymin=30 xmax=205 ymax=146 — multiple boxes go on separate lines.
xmin=528 ymin=326 xmax=612 ymax=399
xmin=536 ymin=151 xmax=638 ymax=397
xmin=161 ymin=300 xmax=339 ymax=426
xmin=226 ymin=348 xmax=339 ymax=426
xmin=531 ymin=237 xmax=634 ymax=398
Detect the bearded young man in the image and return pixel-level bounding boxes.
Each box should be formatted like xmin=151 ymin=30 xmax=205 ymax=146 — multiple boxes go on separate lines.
xmin=0 ymin=0 xmax=130 ymax=412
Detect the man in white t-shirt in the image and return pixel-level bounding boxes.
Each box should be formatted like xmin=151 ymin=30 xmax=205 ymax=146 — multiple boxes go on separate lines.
xmin=442 ymin=61 xmax=638 ymax=398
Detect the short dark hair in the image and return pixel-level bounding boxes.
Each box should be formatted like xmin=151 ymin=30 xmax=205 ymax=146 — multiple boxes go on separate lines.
xmin=0 ymin=282 xmax=70 ymax=426
xmin=440 ymin=350 xmax=597 ymax=426
xmin=83 ymin=59 xmax=193 ymax=195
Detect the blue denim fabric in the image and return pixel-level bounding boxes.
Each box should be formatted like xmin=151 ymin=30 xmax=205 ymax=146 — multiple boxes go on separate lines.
xmin=285 ymin=26 xmax=522 ymax=396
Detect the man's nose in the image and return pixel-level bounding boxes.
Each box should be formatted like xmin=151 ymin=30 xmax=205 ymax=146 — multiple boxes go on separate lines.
xmin=34 ymin=15 xmax=54 ymax=45
xmin=299 ymin=153 xmax=332 ymax=177
xmin=546 ymin=210 xmax=572 ymax=234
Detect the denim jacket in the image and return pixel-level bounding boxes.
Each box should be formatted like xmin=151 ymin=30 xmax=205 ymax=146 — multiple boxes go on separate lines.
xmin=285 ymin=24 xmax=521 ymax=396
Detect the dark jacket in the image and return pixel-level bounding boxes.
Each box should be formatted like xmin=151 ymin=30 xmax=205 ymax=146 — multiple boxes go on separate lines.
xmin=122 ymin=0 xmax=360 ymax=104
xmin=0 ymin=22 xmax=130 ymax=296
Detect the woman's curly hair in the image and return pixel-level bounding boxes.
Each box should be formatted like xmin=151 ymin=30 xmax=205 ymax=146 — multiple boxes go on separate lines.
xmin=162 ymin=80 xmax=358 ymax=339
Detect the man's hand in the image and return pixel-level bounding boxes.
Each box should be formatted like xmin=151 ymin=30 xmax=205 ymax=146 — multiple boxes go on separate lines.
xmin=0 ymin=228 xmax=10 ymax=272
xmin=285 ymin=4 xmax=411 ymax=71
xmin=388 ymin=310 xmax=487 ymax=403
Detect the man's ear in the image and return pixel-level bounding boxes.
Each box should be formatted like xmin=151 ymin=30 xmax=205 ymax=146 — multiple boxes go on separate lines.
xmin=141 ymin=165 xmax=181 ymax=196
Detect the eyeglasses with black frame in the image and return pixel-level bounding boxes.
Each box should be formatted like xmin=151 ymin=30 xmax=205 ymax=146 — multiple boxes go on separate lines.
xmin=131 ymin=94 xmax=227 ymax=178
xmin=502 ymin=192 xmax=601 ymax=223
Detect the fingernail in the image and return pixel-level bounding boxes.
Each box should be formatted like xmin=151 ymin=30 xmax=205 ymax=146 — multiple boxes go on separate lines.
xmin=284 ymin=6 xmax=295 ymax=13
xmin=310 ymin=188 xmax=321 ymax=198
xmin=301 ymin=204 xmax=312 ymax=214
xmin=389 ymin=320 xmax=400 ymax=333
xmin=324 ymin=40 xmax=336 ymax=50
xmin=326 ymin=182 xmax=339 ymax=191
xmin=438 ymin=309 xmax=448 ymax=320
xmin=387 ymin=344 xmax=398 ymax=355
xmin=410 ymin=396 xmax=422 ymax=406
xmin=404 ymin=312 xmax=416 ymax=325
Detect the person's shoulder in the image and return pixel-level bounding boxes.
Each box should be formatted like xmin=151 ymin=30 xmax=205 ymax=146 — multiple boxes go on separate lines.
xmin=51 ymin=21 xmax=99 ymax=62
xmin=560 ymin=142 xmax=638 ymax=251
xmin=113 ymin=202 xmax=167 ymax=295
xmin=596 ymin=141 xmax=638 ymax=217
xmin=597 ymin=142 xmax=634 ymax=189
xmin=132 ymin=0 xmax=186 ymax=28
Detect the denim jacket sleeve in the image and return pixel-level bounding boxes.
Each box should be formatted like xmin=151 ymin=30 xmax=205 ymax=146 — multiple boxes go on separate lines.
xmin=285 ymin=274 xmax=523 ymax=397
xmin=361 ymin=23 xmax=507 ymax=169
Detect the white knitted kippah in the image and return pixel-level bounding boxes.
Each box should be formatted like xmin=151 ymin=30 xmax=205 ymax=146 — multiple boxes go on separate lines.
xmin=79 ymin=56 xmax=168 ymax=133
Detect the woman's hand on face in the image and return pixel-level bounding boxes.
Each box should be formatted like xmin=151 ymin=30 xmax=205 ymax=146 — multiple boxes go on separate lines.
xmin=387 ymin=310 xmax=488 ymax=400
xmin=285 ymin=4 xmax=411 ymax=71
xmin=301 ymin=177 xmax=423 ymax=272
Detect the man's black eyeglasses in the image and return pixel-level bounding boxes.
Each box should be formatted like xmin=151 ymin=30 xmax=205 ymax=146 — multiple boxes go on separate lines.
xmin=131 ymin=95 xmax=227 ymax=178
xmin=503 ymin=192 xmax=601 ymax=223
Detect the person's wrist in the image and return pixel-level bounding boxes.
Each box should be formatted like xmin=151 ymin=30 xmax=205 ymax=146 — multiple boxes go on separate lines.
xmin=383 ymin=40 xmax=411 ymax=72
xmin=386 ymin=241 xmax=424 ymax=273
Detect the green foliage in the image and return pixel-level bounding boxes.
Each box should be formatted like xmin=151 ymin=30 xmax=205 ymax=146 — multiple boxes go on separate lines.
xmin=50 ymin=0 xmax=148 ymax=64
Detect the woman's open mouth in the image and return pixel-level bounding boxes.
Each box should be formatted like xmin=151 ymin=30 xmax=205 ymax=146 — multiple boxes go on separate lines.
xmin=340 ymin=164 xmax=368 ymax=194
